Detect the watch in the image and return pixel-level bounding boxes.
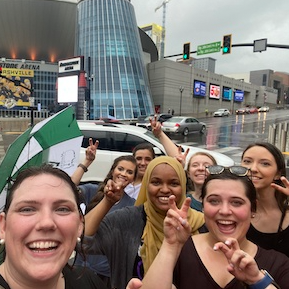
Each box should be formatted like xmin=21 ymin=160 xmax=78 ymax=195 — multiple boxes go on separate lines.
xmin=248 ymin=270 xmax=280 ymax=289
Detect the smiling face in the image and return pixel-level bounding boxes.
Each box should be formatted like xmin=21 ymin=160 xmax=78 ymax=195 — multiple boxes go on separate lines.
xmin=241 ymin=146 xmax=280 ymax=191
xmin=203 ymin=179 xmax=252 ymax=244
xmin=0 ymin=174 xmax=83 ymax=284
xmin=147 ymin=163 xmax=183 ymax=212
xmin=111 ymin=160 xmax=136 ymax=187
xmin=187 ymin=154 xmax=215 ymax=187
xmin=134 ymin=149 xmax=154 ymax=179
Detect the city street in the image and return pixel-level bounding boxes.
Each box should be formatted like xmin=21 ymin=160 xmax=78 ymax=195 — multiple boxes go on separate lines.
xmin=1 ymin=109 xmax=289 ymax=166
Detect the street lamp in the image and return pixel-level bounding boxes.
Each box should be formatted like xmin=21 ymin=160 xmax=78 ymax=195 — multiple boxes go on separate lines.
xmin=179 ymin=86 xmax=184 ymax=116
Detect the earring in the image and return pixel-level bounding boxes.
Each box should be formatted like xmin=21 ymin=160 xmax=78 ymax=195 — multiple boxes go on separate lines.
xmin=0 ymin=239 xmax=5 ymax=246
xmin=77 ymin=237 xmax=81 ymax=243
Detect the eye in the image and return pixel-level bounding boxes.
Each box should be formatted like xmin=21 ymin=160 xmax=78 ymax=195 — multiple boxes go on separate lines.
xmin=170 ymin=181 xmax=181 ymax=187
xmin=260 ymin=161 xmax=270 ymax=167
xmin=231 ymin=200 xmax=244 ymax=207
xmin=56 ymin=207 xmax=72 ymax=214
xmin=207 ymin=198 xmax=220 ymax=205
xmin=242 ymin=159 xmax=251 ymax=164
xmin=19 ymin=207 xmax=36 ymax=214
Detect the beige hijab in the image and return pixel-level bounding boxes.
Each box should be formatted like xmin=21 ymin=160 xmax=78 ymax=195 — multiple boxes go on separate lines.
xmin=135 ymin=156 xmax=205 ymax=274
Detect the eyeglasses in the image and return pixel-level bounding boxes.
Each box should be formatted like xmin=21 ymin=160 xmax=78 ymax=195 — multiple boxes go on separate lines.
xmin=206 ymin=165 xmax=250 ymax=177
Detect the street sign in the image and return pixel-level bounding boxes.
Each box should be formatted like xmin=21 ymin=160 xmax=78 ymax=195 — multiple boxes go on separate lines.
xmin=197 ymin=41 xmax=221 ymax=56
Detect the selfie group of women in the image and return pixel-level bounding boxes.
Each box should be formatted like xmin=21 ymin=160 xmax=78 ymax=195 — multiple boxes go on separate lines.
xmin=0 ymin=117 xmax=289 ymax=289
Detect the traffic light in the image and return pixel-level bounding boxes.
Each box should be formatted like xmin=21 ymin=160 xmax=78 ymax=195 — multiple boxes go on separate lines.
xmin=222 ymin=34 xmax=232 ymax=54
xmin=0 ymin=67 xmax=2 ymax=75
xmin=183 ymin=42 xmax=190 ymax=60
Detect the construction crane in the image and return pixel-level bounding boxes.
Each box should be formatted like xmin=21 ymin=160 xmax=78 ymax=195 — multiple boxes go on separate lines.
xmin=155 ymin=0 xmax=171 ymax=59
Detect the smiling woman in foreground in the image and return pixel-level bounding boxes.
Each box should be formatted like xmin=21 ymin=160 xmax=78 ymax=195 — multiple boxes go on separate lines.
xmin=127 ymin=168 xmax=289 ymax=289
xmin=0 ymin=164 xmax=106 ymax=289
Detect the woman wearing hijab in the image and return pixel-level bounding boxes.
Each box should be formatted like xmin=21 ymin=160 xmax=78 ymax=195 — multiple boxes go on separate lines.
xmin=84 ymin=156 xmax=205 ymax=289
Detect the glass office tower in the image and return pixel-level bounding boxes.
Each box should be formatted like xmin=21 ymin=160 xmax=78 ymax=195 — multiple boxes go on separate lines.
xmin=76 ymin=0 xmax=154 ymax=119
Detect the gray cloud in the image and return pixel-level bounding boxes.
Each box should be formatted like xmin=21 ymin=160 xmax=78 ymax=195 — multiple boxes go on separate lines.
xmin=133 ymin=0 xmax=289 ymax=74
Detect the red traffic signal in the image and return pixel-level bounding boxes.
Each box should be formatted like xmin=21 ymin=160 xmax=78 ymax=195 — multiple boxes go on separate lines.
xmin=0 ymin=67 xmax=2 ymax=75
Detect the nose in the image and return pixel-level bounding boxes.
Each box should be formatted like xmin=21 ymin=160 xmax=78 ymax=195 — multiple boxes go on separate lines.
xmin=219 ymin=202 xmax=232 ymax=215
xmin=160 ymin=183 xmax=170 ymax=193
xmin=35 ymin=209 xmax=57 ymax=231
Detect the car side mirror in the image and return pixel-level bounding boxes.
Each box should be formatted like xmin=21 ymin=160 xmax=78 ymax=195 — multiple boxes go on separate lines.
xmin=153 ymin=147 xmax=164 ymax=156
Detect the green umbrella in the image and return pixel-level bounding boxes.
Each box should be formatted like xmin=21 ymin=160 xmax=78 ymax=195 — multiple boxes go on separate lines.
xmin=0 ymin=106 xmax=83 ymax=208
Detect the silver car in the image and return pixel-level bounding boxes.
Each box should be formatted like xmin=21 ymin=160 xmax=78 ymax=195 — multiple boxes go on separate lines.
xmin=213 ymin=108 xmax=230 ymax=117
xmin=161 ymin=116 xmax=206 ymax=136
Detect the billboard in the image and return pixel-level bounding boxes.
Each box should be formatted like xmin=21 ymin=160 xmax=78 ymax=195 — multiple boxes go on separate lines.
xmin=0 ymin=69 xmax=33 ymax=109
xmin=193 ymin=80 xmax=206 ymax=97
xmin=57 ymin=75 xmax=79 ymax=103
xmin=209 ymin=84 xmax=220 ymax=99
xmin=223 ymin=87 xmax=232 ymax=101
xmin=234 ymin=90 xmax=244 ymax=102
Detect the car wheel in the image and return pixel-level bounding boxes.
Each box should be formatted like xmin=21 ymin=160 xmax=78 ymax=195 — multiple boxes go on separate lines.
xmin=200 ymin=126 xmax=206 ymax=134
xmin=183 ymin=127 xmax=189 ymax=136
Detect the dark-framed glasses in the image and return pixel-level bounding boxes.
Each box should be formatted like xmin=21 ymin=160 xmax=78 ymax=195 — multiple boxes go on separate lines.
xmin=206 ymin=165 xmax=250 ymax=177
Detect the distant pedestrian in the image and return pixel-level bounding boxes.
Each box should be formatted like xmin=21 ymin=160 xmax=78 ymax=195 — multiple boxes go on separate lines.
xmin=171 ymin=109 xmax=174 ymax=115
xmin=168 ymin=108 xmax=171 ymax=114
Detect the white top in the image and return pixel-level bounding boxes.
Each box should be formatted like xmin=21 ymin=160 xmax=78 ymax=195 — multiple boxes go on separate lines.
xmin=124 ymin=183 xmax=142 ymax=200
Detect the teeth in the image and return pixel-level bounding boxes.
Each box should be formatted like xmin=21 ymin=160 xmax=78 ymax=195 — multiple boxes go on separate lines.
xmin=218 ymin=220 xmax=234 ymax=225
xmin=159 ymin=197 xmax=169 ymax=201
xmin=28 ymin=241 xmax=58 ymax=249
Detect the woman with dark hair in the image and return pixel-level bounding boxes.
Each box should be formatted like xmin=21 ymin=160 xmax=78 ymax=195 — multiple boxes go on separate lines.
xmin=0 ymin=164 xmax=106 ymax=289
xmin=241 ymin=142 xmax=289 ymax=257
xmin=127 ymin=168 xmax=289 ymax=289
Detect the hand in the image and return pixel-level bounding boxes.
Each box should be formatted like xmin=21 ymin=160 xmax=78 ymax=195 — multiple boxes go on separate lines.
xmin=174 ymin=146 xmax=190 ymax=168
xmin=85 ymin=138 xmax=99 ymax=162
xmin=213 ymin=238 xmax=264 ymax=285
xmin=271 ymin=176 xmax=289 ymax=196
xmin=126 ymin=278 xmax=143 ymax=289
xmin=150 ymin=115 xmax=162 ymax=138
xmin=104 ymin=179 xmax=125 ymax=204
xmin=163 ymin=196 xmax=191 ymax=246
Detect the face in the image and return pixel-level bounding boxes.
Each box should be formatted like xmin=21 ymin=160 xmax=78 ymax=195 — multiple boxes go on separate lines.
xmin=112 ymin=160 xmax=136 ymax=187
xmin=148 ymin=164 xmax=183 ymax=212
xmin=187 ymin=155 xmax=215 ymax=187
xmin=241 ymin=146 xmax=280 ymax=191
xmin=134 ymin=149 xmax=154 ymax=178
xmin=0 ymin=174 xmax=83 ymax=283
xmin=203 ymin=179 xmax=252 ymax=244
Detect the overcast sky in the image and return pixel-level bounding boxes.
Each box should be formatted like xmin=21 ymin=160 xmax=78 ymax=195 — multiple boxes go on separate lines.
xmin=132 ymin=0 xmax=289 ymax=75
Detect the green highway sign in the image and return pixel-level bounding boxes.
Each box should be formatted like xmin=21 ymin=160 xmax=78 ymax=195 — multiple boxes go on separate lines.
xmin=197 ymin=41 xmax=221 ymax=56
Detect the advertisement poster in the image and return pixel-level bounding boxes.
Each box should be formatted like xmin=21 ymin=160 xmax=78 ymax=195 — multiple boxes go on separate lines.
xmin=0 ymin=68 xmax=33 ymax=109
xmin=193 ymin=80 xmax=206 ymax=97
xmin=234 ymin=90 xmax=244 ymax=102
xmin=223 ymin=87 xmax=232 ymax=101
xmin=209 ymin=84 xmax=220 ymax=99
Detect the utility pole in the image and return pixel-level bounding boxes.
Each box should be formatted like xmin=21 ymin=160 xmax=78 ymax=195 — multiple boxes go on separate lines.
xmin=179 ymin=86 xmax=184 ymax=116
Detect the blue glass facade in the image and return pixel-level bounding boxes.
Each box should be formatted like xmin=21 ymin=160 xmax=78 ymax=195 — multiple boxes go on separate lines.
xmin=76 ymin=0 xmax=154 ymax=119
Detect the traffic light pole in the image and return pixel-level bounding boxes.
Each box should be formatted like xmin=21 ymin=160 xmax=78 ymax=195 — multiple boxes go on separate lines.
xmin=164 ymin=42 xmax=289 ymax=58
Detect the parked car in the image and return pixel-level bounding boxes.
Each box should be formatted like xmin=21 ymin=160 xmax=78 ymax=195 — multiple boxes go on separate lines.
xmin=161 ymin=116 xmax=206 ymax=136
xmin=249 ymin=107 xmax=258 ymax=114
xmin=135 ymin=113 xmax=172 ymax=130
xmin=258 ymin=106 xmax=270 ymax=112
xmin=235 ymin=107 xmax=250 ymax=115
xmin=213 ymin=108 xmax=230 ymax=117
xmin=77 ymin=121 xmax=234 ymax=183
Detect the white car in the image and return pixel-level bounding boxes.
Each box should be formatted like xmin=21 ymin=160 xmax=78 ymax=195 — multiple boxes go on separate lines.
xmin=213 ymin=108 xmax=230 ymax=117
xmin=258 ymin=106 xmax=270 ymax=112
xmin=77 ymin=121 xmax=234 ymax=183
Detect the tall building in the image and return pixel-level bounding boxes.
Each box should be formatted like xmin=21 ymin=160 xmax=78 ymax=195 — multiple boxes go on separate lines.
xmin=76 ymin=0 xmax=154 ymax=119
